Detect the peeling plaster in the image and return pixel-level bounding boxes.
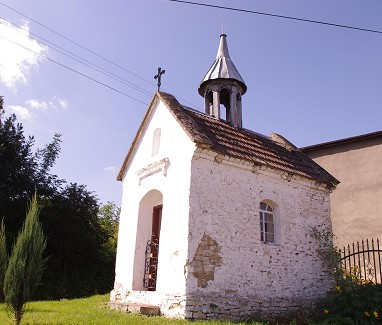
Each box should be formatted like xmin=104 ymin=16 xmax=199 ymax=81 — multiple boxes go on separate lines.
xmin=190 ymin=234 xmax=222 ymax=288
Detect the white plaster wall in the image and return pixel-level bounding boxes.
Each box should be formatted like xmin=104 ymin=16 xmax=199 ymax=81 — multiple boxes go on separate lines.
xmin=186 ymin=150 xmax=333 ymax=316
xmin=113 ymin=99 xmax=196 ymax=299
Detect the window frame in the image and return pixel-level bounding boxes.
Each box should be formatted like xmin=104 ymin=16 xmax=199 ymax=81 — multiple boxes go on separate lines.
xmin=259 ymin=201 xmax=275 ymax=244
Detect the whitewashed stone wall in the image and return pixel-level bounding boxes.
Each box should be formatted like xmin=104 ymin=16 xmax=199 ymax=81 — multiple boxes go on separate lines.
xmin=110 ymin=98 xmax=334 ymax=321
xmin=185 ymin=148 xmax=334 ymax=320
xmin=110 ymin=99 xmax=195 ymax=317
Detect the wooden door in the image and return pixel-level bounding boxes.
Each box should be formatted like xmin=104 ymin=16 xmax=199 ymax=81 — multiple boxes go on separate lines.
xmin=147 ymin=205 xmax=162 ymax=291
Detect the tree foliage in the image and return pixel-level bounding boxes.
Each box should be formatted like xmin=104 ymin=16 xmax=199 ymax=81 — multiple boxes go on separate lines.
xmin=98 ymin=201 xmax=120 ymax=253
xmin=0 ymin=113 xmax=61 ymax=242
xmin=0 ymin=100 xmax=118 ymax=300
xmin=37 ymin=185 xmax=116 ymax=298
xmin=0 ymin=220 xmax=7 ymax=301
xmin=3 ymin=193 xmax=47 ymax=325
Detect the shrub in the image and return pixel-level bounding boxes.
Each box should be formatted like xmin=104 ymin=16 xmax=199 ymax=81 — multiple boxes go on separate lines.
xmin=321 ymin=267 xmax=382 ymax=324
xmin=3 ymin=193 xmax=47 ymax=324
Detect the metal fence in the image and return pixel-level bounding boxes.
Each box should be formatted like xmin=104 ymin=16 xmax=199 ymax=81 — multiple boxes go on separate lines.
xmin=339 ymin=238 xmax=381 ymax=284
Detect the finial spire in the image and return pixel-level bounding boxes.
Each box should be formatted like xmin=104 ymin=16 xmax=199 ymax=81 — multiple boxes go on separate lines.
xmin=199 ymin=34 xmax=246 ymax=93
xmin=216 ymin=33 xmax=230 ymax=59
xmin=198 ymin=34 xmax=247 ymax=128
xmin=221 ymin=23 xmax=225 ymax=35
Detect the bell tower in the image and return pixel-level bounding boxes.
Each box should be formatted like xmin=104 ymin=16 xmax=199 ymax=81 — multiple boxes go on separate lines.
xmin=198 ymin=34 xmax=247 ymax=128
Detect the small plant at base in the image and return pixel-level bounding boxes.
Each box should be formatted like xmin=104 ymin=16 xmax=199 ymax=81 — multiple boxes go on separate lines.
xmin=321 ymin=267 xmax=382 ymax=324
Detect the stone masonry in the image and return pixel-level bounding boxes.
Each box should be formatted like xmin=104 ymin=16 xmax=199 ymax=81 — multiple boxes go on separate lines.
xmin=184 ymin=149 xmax=334 ymax=320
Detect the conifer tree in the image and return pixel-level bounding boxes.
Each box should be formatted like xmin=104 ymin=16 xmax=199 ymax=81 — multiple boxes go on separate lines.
xmin=3 ymin=193 xmax=47 ymax=324
xmin=0 ymin=220 xmax=7 ymax=301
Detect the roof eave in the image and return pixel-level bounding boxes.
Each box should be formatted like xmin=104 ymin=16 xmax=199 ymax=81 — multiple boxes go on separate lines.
xmin=301 ymin=130 xmax=382 ymax=152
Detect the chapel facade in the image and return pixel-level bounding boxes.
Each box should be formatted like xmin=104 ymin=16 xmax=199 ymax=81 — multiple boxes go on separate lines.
xmin=110 ymin=34 xmax=338 ymax=321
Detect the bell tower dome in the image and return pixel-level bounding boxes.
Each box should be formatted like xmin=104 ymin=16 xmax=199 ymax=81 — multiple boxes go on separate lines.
xmin=198 ymin=34 xmax=247 ymax=128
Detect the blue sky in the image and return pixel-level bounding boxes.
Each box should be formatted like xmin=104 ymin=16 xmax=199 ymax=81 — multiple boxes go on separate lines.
xmin=1 ymin=0 xmax=382 ymax=205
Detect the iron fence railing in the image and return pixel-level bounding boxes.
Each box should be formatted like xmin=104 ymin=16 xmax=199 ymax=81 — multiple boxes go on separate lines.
xmin=339 ymin=238 xmax=381 ymax=284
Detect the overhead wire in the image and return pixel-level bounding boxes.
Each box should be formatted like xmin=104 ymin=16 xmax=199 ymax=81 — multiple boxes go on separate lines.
xmin=0 ymin=1 xmax=156 ymax=86
xmin=0 ymin=34 xmax=149 ymax=105
xmin=3 ymin=0 xmax=381 ymax=110
xmin=0 ymin=2 xmax=200 ymax=109
xmin=168 ymin=0 xmax=382 ymax=35
xmin=0 ymin=18 xmax=154 ymax=97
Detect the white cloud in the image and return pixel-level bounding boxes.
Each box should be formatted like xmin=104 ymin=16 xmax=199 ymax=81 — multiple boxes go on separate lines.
xmin=56 ymin=97 xmax=68 ymax=109
xmin=5 ymin=97 xmax=68 ymax=121
xmin=25 ymin=97 xmax=69 ymax=111
xmin=104 ymin=166 xmax=117 ymax=174
xmin=26 ymin=99 xmax=49 ymax=110
xmin=7 ymin=105 xmax=32 ymax=120
xmin=0 ymin=19 xmax=48 ymax=90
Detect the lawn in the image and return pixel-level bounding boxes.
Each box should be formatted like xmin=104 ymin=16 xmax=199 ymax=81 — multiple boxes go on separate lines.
xmin=0 ymin=294 xmax=266 ymax=325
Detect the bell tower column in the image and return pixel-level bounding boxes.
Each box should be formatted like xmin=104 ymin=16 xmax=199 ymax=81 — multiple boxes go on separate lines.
xmin=229 ymin=87 xmax=238 ymax=127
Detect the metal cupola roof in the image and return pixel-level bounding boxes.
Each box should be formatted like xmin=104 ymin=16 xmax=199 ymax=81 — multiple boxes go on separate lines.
xmin=198 ymin=34 xmax=247 ymax=96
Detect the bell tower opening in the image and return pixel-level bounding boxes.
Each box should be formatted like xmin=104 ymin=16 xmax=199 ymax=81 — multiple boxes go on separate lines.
xmin=219 ymin=88 xmax=230 ymax=122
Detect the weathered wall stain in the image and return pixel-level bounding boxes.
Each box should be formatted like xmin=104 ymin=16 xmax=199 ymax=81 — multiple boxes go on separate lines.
xmin=190 ymin=233 xmax=222 ymax=288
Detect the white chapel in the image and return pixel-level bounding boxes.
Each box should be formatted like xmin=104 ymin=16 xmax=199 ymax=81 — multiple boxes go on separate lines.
xmin=110 ymin=34 xmax=338 ymax=321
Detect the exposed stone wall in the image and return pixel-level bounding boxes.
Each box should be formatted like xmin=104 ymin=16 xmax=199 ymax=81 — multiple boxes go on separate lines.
xmin=186 ymin=150 xmax=334 ymax=320
xmin=189 ymin=233 xmax=222 ymax=288
xmin=185 ymin=292 xmax=319 ymax=321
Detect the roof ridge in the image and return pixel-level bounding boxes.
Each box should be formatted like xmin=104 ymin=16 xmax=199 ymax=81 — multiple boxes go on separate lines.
xmin=118 ymin=91 xmax=339 ymax=189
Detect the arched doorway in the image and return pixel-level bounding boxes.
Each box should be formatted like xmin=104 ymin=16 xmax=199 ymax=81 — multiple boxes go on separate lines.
xmin=132 ymin=190 xmax=163 ymax=291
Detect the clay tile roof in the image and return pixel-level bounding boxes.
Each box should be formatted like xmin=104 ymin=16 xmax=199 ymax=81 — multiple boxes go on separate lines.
xmin=159 ymin=92 xmax=339 ymax=189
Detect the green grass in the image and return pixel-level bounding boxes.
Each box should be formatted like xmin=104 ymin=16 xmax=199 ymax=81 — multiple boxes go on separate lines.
xmin=0 ymin=294 xmax=266 ymax=325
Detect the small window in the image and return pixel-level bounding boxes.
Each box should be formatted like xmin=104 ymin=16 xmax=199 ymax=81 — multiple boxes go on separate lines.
xmin=151 ymin=128 xmax=161 ymax=156
xmin=259 ymin=202 xmax=275 ymax=243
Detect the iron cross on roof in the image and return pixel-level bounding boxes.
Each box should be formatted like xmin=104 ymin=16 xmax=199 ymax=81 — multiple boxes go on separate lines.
xmin=154 ymin=67 xmax=165 ymax=91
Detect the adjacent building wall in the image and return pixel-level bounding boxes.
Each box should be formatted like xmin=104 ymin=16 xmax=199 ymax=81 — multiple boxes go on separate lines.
xmin=303 ymin=132 xmax=382 ymax=248
xmin=185 ymin=149 xmax=334 ymax=320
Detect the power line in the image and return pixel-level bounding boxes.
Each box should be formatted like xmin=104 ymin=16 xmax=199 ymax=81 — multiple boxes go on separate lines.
xmin=168 ymin=0 xmax=382 ymax=35
xmin=0 ymin=34 xmax=149 ymax=105
xmin=0 ymin=2 xmax=200 ymax=109
xmin=0 ymin=1 xmax=157 ymax=87
xmin=0 ymin=18 xmax=154 ymax=97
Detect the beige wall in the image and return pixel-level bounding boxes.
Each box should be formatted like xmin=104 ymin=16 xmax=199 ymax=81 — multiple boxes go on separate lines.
xmin=304 ymin=136 xmax=382 ymax=248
